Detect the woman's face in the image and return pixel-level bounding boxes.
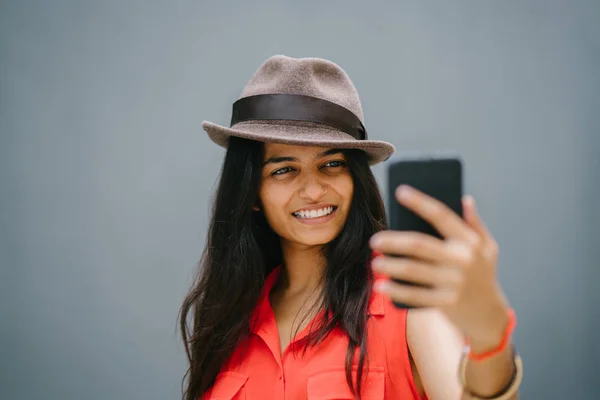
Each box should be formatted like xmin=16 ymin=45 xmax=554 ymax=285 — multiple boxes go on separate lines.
xmin=258 ymin=143 xmax=354 ymax=249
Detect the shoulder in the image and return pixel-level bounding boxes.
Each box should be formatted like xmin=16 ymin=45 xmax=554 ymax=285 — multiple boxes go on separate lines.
xmin=405 ymin=309 xmax=464 ymax=399
xmin=365 ymin=281 xmax=425 ymax=399
xmin=366 ymin=272 xmax=411 ymax=355
xmin=367 ymin=250 xmax=411 ymax=332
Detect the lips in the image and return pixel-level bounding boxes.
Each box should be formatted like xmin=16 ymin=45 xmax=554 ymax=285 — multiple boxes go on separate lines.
xmin=292 ymin=206 xmax=337 ymax=219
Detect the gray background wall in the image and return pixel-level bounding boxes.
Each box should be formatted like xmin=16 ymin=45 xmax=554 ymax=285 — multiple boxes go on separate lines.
xmin=1 ymin=1 xmax=598 ymax=399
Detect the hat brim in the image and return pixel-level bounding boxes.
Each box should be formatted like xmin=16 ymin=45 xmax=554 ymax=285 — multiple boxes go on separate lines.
xmin=202 ymin=120 xmax=395 ymax=165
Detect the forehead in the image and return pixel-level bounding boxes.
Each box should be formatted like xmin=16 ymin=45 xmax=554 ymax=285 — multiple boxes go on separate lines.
xmin=263 ymin=143 xmax=340 ymax=158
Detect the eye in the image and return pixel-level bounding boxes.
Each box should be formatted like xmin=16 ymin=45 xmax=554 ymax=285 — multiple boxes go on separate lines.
xmin=272 ymin=166 xmax=294 ymax=176
xmin=323 ymin=160 xmax=347 ymax=168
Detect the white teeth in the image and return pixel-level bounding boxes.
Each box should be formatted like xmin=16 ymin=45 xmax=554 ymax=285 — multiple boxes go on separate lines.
xmin=293 ymin=206 xmax=335 ymax=219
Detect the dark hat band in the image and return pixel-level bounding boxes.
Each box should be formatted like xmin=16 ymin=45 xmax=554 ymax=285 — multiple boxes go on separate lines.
xmin=230 ymin=94 xmax=367 ymax=140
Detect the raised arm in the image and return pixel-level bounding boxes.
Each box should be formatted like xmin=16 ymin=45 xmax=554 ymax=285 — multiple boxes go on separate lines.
xmin=370 ymin=186 xmax=521 ymax=399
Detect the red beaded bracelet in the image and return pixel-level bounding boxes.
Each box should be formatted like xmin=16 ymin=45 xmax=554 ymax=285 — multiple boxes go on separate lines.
xmin=466 ymin=308 xmax=517 ymax=362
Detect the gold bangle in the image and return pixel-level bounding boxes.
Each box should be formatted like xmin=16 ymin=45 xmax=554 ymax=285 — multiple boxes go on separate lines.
xmin=458 ymin=345 xmax=523 ymax=400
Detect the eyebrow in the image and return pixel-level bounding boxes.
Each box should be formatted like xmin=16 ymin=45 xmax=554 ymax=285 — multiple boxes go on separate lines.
xmin=262 ymin=149 xmax=343 ymax=167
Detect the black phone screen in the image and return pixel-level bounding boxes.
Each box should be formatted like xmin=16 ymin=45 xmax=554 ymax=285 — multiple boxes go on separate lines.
xmin=387 ymin=156 xmax=463 ymax=236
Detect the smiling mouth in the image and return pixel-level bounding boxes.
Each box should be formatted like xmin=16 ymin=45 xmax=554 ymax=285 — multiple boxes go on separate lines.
xmin=292 ymin=206 xmax=338 ymax=219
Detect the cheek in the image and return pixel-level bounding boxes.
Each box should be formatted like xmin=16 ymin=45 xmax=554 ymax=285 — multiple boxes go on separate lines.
xmin=335 ymin=174 xmax=354 ymax=205
xmin=259 ymin=183 xmax=290 ymax=223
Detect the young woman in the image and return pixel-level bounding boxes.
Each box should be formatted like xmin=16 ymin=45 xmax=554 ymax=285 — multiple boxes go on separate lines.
xmin=179 ymin=55 xmax=522 ymax=400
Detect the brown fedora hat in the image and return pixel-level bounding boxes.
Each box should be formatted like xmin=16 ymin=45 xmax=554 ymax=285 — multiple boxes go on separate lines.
xmin=202 ymin=55 xmax=395 ymax=165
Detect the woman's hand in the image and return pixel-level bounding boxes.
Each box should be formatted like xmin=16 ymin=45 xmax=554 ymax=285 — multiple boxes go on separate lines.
xmin=369 ymin=185 xmax=510 ymax=348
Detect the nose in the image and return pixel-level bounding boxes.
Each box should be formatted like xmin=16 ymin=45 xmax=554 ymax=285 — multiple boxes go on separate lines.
xmin=299 ymin=174 xmax=328 ymax=201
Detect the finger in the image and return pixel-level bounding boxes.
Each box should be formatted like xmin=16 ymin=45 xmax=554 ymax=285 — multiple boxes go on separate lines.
xmin=371 ymin=231 xmax=476 ymax=266
xmin=370 ymin=231 xmax=448 ymax=264
xmin=372 ymin=256 xmax=464 ymax=289
xmin=374 ymin=279 xmax=458 ymax=307
xmin=462 ymin=195 xmax=491 ymax=239
xmin=396 ymin=185 xmax=479 ymax=245
xmin=462 ymin=196 xmax=499 ymax=259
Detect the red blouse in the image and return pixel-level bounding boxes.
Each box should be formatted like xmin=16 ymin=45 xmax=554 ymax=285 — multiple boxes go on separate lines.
xmin=202 ymin=259 xmax=426 ymax=400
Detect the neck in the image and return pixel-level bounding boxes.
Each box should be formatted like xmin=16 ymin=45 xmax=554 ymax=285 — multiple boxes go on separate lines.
xmin=276 ymin=241 xmax=326 ymax=296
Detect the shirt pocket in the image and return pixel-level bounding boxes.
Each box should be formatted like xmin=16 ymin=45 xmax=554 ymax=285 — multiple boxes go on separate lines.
xmin=307 ymin=365 xmax=385 ymax=400
xmin=205 ymin=371 xmax=248 ymax=400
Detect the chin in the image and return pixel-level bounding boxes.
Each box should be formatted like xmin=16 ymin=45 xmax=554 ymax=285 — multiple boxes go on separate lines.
xmin=294 ymin=229 xmax=342 ymax=247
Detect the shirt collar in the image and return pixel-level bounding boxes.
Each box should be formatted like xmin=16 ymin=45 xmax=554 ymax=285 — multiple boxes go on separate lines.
xmin=249 ymin=266 xmax=281 ymax=334
xmin=368 ymin=279 xmax=386 ymax=316
xmin=369 ymin=250 xmax=386 ymax=316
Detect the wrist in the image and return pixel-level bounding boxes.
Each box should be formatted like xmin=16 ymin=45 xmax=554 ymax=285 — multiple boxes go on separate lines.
xmin=468 ymin=304 xmax=511 ymax=354
xmin=466 ymin=305 xmax=516 ymax=362
xmin=460 ymin=306 xmax=521 ymax=399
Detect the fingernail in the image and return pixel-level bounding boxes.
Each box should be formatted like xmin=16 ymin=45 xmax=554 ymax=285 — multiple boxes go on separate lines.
xmin=396 ymin=185 xmax=412 ymax=200
xmin=370 ymin=235 xmax=381 ymax=248
xmin=374 ymin=281 xmax=389 ymax=292
xmin=372 ymin=257 xmax=383 ymax=269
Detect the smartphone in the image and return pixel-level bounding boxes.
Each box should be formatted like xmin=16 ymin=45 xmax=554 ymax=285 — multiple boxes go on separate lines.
xmin=386 ymin=153 xmax=463 ymax=309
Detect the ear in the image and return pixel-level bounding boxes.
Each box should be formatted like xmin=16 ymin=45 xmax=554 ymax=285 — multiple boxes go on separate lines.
xmin=252 ymin=205 xmax=260 ymax=212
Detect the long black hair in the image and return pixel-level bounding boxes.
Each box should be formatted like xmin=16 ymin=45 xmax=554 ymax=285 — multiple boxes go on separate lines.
xmin=179 ymin=136 xmax=387 ymax=400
